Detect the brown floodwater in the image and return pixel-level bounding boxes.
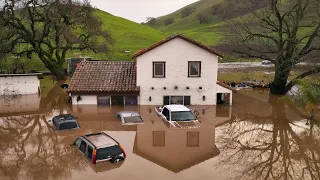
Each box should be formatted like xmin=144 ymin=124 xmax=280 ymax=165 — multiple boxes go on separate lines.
xmin=0 ymin=84 xmax=319 ymax=180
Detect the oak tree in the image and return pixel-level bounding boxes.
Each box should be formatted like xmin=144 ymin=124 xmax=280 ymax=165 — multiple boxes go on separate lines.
xmin=226 ymin=0 xmax=320 ymax=95
xmin=0 ymin=0 xmax=113 ymax=80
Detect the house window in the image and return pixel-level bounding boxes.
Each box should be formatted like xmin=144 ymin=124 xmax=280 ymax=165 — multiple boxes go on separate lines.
xmin=163 ymin=96 xmax=191 ymax=105
xmin=188 ymin=61 xmax=201 ymax=77
xmin=153 ymin=131 xmax=165 ymax=147
xmin=153 ymin=62 xmax=165 ymax=78
xmin=187 ymin=132 xmax=199 ymax=147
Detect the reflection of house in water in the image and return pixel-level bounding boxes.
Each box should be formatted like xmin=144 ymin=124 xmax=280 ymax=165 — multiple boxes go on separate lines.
xmin=133 ymin=105 xmax=232 ymax=173
xmin=0 ymin=94 xmax=41 ymax=116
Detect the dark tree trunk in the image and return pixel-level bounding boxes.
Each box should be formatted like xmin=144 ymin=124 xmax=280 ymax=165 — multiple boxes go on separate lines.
xmin=51 ymin=68 xmax=66 ymax=80
xmin=44 ymin=61 xmax=66 ymax=80
xmin=269 ymin=63 xmax=292 ymax=95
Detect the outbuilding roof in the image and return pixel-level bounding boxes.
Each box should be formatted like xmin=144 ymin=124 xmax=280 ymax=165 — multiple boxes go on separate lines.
xmin=216 ymin=81 xmax=238 ymax=93
xmin=67 ymin=60 xmax=139 ymax=94
xmin=0 ymin=73 xmax=43 ymax=78
xmin=132 ymin=34 xmax=224 ymax=58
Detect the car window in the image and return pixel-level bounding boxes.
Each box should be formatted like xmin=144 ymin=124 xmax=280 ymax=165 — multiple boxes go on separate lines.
xmin=87 ymin=145 xmax=93 ymax=160
xmin=58 ymin=122 xmax=78 ymax=130
xmin=74 ymin=138 xmax=82 ymax=148
xmin=171 ymin=111 xmax=196 ymax=121
xmin=96 ymin=145 xmax=122 ymax=160
xmin=52 ymin=118 xmax=58 ymax=128
xmin=116 ymin=114 xmax=121 ymax=120
xmin=79 ymin=140 xmax=87 ymax=154
xmin=162 ymin=108 xmax=170 ymax=119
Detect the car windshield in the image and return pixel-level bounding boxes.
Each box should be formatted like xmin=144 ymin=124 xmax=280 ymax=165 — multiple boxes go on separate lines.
xmin=171 ymin=111 xmax=196 ymax=121
xmin=123 ymin=116 xmax=143 ymax=123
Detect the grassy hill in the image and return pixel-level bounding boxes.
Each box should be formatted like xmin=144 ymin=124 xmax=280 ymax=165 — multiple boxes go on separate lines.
xmin=147 ymin=0 xmax=264 ymax=48
xmin=79 ymin=9 xmax=168 ymax=60
xmin=149 ymin=0 xmax=224 ymax=33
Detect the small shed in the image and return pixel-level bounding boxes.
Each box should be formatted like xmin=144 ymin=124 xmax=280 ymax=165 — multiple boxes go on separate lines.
xmin=0 ymin=73 xmax=43 ymax=95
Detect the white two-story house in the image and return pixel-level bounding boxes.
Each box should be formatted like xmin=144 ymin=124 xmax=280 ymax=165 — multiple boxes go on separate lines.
xmin=67 ymin=34 xmax=235 ymax=106
xmin=133 ymin=34 xmax=235 ymax=106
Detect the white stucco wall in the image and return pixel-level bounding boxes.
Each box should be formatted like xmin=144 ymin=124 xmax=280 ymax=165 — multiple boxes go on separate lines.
xmin=136 ymin=38 xmax=219 ymax=105
xmin=71 ymin=95 xmax=97 ymax=105
xmin=0 ymin=76 xmax=40 ymax=95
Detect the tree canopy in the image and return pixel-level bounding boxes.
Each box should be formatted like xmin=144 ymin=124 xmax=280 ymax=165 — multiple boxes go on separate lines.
xmin=0 ymin=0 xmax=113 ymax=79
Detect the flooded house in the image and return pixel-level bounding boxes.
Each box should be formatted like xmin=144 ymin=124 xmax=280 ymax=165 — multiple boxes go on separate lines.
xmin=67 ymin=34 xmax=235 ymax=106
xmin=0 ymin=73 xmax=43 ymax=96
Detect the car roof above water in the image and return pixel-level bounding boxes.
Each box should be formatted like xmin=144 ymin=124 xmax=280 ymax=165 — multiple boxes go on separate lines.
xmin=117 ymin=111 xmax=140 ymax=117
xmin=165 ymin=105 xmax=191 ymax=112
xmin=84 ymin=133 xmax=118 ymax=148
xmin=53 ymin=114 xmax=76 ymax=122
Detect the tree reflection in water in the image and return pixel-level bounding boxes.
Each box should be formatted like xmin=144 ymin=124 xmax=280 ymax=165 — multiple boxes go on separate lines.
xmin=0 ymin=82 xmax=85 ymax=180
xmin=216 ymin=95 xmax=320 ymax=180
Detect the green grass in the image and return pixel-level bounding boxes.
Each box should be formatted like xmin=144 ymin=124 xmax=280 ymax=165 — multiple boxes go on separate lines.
xmin=149 ymin=0 xmax=224 ymax=33
xmin=88 ymin=9 xmax=168 ymax=60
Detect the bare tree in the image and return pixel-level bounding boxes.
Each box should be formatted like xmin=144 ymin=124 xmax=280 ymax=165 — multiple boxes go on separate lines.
xmin=0 ymin=0 xmax=113 ymax=80
xmin=164 ymin=18 xmax=175 ymax=26
xmin=226 ymin=0 xmax=320 ymax=95
xmin=181 ymin=6 xmax=196 ymax=18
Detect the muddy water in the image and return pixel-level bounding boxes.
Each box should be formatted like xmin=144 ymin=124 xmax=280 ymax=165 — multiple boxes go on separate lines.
xmin=0 ymin=85 xmax=319 ymax=180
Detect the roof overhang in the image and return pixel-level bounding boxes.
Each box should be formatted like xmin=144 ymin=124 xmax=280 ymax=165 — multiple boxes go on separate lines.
xmin=0 ymin=73 xmax=44 ymax=79
xmin=67 ymin=90 xmax=140 ymax=95
xmin=217 ymin=81 xmax=237 ymax=93
xmin=132 ymin=34 xmax=224 ymax=59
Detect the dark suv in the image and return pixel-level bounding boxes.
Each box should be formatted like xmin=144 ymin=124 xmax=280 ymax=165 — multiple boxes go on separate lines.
xmin=71 ymin=132 xmax=126 ymax=164
xmin=51 ymin=114 xmax=80 ymax=131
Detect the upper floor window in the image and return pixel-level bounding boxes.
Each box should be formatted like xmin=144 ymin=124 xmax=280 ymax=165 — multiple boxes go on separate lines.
xmin=188 ymin=61 xmax=201 ymax=77
xmin=153 ymin=62 xmax=165 ymax=78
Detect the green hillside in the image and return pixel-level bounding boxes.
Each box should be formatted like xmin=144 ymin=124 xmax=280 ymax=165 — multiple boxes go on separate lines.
xmin=147 ymin=0 xmax=264 ymax=47
xmin=80 ymin=9 xmax=167 ymax=60
xmin=149 ymin=0 xmax=223 ymax=33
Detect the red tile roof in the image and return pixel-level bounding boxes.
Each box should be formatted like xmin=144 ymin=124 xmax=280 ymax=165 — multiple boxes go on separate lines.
xmin=132 ymin=34 xmax=224 ymax=58
xmin=217 ymin=81 xmax=237 ymax=93
xmin=67 ymin=61 xmax=139 ymax=94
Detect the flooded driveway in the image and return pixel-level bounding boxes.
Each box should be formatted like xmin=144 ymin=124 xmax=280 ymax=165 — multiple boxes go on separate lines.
xmin=0 ymin=84 xmax=319 ymax=180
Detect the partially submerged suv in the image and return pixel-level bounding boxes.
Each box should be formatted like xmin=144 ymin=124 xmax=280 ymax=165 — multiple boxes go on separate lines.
xmin=51 ymin=114 xmax=80 ymax=131
xmin=71 ymin=132 xmax=126 ymax=164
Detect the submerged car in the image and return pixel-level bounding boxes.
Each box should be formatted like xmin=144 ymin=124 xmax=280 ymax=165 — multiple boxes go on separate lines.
xmin=50 ymin=114 xmax=80 ymax=131
xmin=115 ymin=111 xmax=144 ymax=125
xmin=154 ymin=104 xmax=200 ymax=128
xmin=71 ymin=132 xmax=126 ymax=164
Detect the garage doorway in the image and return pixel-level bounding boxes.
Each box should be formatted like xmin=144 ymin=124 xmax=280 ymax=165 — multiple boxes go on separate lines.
xmin=111 ymin=96 xmax=124 ymax=105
